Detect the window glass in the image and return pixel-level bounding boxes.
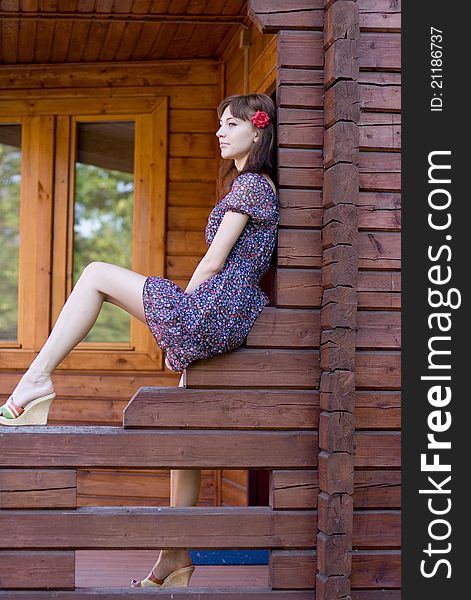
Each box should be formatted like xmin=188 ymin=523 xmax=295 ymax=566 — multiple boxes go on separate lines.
xmin=73 ymin=121 xmax=135 ymax=343
xmin=0 ymin=124 xmax=22 ymax=341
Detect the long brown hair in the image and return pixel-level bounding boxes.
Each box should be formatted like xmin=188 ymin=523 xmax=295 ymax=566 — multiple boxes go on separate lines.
xmin=216 ymin=93 xmax=277 ymax=199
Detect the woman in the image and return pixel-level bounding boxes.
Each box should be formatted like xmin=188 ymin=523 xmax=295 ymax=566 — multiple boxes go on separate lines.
xmin=0 ymin=92 xmax=279 ymax=588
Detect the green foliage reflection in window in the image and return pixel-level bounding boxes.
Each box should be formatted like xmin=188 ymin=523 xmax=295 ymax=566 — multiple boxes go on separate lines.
xmin=73 ymin=122 xmax=135 ymax=343
xmin=0 ymin=124 xmax=21 ymax=341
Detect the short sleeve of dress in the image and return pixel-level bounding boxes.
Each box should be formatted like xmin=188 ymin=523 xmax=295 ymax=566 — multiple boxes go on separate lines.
xmin=224 ymin=172 xmax=275 ymax=224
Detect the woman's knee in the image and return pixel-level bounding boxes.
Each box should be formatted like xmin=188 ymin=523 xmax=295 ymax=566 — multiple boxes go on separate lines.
xmin=82 ymin=261 xmax=110 ymax=280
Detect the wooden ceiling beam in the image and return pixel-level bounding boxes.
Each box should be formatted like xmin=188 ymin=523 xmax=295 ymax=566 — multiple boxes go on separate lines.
xmin=0 ymin=11 xmax=249 ymax=27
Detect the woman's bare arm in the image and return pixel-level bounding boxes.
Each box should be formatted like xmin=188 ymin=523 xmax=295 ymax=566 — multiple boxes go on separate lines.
xmin=184 ymin=211 xmax=249 ymax=295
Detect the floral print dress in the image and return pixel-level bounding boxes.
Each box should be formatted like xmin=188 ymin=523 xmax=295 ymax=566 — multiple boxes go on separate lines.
xmin=142 ymin=171 xmax=280 ymax=372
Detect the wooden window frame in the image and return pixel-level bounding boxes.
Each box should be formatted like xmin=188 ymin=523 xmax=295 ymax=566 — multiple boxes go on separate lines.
xmin=0 ymin=95 xmax=168 ymax=371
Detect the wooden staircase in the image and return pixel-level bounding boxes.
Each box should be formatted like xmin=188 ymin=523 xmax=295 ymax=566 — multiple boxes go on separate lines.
xmin=0 ymin=362 xmax=319 ymax=597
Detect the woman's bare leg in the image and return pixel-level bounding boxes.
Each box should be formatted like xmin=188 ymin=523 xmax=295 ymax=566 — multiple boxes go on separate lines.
xmin=2 ymin=261 xmax=200 ymax=579
xmin=1 ymin=261 xmax=147 ymax=414
xmin=143 ymin=374 xmax=202 ymax=581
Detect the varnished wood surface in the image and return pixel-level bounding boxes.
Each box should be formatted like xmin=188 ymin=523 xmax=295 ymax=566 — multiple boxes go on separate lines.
xmin=76 ymin=555 xmax=269 ymax=588
xmin=0 ymin=2 xmax=249 ymax=64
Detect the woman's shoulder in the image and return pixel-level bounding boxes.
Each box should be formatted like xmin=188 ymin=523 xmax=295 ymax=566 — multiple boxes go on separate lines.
xmin=234 ymin=171 xmax=277 ymax=197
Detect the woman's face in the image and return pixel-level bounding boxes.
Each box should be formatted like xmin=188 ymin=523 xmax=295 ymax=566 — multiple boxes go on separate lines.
xmin=216 ymin=106 xmax=258 ymax=169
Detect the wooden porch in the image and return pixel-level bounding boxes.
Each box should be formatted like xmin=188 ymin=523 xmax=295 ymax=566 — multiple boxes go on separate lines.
xmin=0 ymin=1 xmax=401 ymax=598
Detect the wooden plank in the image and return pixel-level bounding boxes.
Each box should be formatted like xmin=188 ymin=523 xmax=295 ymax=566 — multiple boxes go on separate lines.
xmin=354 ymin=470 xmax=401 ymax=509
xmin=278 ymin=67 xmax=324 ymax=86
xmin=278 ymin=166 xmax=323 ymax=188
xmin=76 ymin=468 xmax=214 ymax=508
xmin=352 ymin=591 xmax=400 ymax=600
xmin=353 ymin=511 xmax=400 ymax=548
xmin=168 ymin=180 xmax=216 ymax=206
xmin=169 ymin=157 xmax=217 ymax=182
xmin=354 ymin=432 xmax=400 ymax=468
xmin=0 ymin=427 xmax=318 ymax=468
xmin=0 ymin=551 xmax=75 ymax=589
xmin=359 ymin=72 xmax=401 ymax=86
xmin=360 ymin=84 xmax=401 ymax=111
xmin=352 ymin=551 xmax=400 ymax=586
xmin=357 ymin=271 xmax=401 ymax=309
xmin=269 ymin=470 xmax=319 ymax=509
xmin=170 ymin=108 xmax=218 ymax=133
xmin=0 ymin=469 xmax=76 ymax=509
xmin=358 ymin=192 xmax=401 ymax=230
xmin=249 ymin=0 xmax=324 ymax=32
xmin=359 ymin=171 xmax=400 ymax=192
xmin=278 ymin=189 xmax=323 ymax=228
xmin=277 ymin=30 xmax=324 ymax=69
xmin=78 ymin=552 xmax=265 ymax=588
xmin=0 ymin=85 xmax=220 ymax=110
xmin=247 ymin=307 xmax=320 ymax=348
xmin=278 ymin=229 xmax=321 ymax=267
xmin=278 ymin=84 xmax=324 ymax=109
xmin=269 ymin=549 xmax=316 ymax=589
xmin=185 ymin=350 xmax=320 ymax=389
xmin=167 ymin=231 xmax=207 ymax=256
xmin=359 ymin=33 xmax=400 ymax=70
xmin=358 ymin=271 xmax=400 ymax=292
xmin=359 ymin=0 xmax=401 ymax=31
xmin=276 ymin=269 xmax=322 ymax=308
xmin=77 ymin=468 xmax=170 ymax=506
xmin=355 ymin=391 xmax=401 ymax=429
xmin=278 ymin=108 xmax=323 ymax=147
xmin=359 ymin=113 xmax=401 ymax=150
xmin=0 ymin=62 xmax=221 ymax=89
xmin=123 ymin=387 xmax=318 ymax=429
xmin=0 ymin=588 xmax=318 ymax=598
xmin=359 ymin=232 xmax=400 ymax=269
xmin=356 ymin=311 xmax=400 ymax=349
xmin=358 ymin=292 xmax=400 ymax=310
xmin=278 ymin=148 xmax=323 ymax=169
xmin=355 ymin=352 xmax=400 ymax=389
xmin=0 ymin=506 xmax=317 ymax=549
xmin=359 ymin=151 xmax=401 ymax=175
xmin=170 ymin=132 xmax=218 ymax=157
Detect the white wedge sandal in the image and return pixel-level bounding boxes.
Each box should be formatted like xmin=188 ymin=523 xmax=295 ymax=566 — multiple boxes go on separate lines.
xmin=0 ymin=393 xmax=56 ymax=426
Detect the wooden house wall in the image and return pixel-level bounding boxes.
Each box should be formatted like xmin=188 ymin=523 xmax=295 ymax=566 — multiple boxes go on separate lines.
xmin=352 ymin=0 xmax=401 ymax=595
xmin=0 ymin=24 xmax=278 ymax=511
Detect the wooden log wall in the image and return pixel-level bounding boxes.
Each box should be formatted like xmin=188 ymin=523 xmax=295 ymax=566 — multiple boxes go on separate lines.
xmin=318 ymin=1 xmax=359 ymax=598
xmin=217 ymin=0 xmax=328 ymax=596
xmin=246 ymin=0 xmax=401 ymax=598
xmin=353 ymin=0 xmax=401 ymax=597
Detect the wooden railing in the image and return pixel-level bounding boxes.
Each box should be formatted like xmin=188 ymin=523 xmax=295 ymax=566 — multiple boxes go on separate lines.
xmin=0 ymin=350 xmax=319 ymax=596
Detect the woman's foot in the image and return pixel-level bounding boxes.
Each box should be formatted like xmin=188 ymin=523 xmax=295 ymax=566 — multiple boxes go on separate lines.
xmin=130 ymin=549 xmax=193 ymax=587
xmin=0 ymin=370 xmax=55 ymax=417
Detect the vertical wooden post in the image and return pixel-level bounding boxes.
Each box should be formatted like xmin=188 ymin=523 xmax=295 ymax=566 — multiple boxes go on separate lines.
xmin=317 ymin=1 xmax=360 ymax=599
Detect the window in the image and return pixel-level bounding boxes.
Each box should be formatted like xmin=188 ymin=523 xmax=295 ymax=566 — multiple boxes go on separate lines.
xmin=0 ymin=124 xmax=22 ymax=342
xmin=73 ymin=122 xmax=135 ymax=343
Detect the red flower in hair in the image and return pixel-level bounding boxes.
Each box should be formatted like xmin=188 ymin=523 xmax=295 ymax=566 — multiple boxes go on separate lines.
xmin=251 ymin=110 xmax=270 ymax=128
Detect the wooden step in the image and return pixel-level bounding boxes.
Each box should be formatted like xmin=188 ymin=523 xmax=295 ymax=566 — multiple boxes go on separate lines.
xmin=0 ymin=506 xmax=316 ymax=549
xmin=0 ymin=589 xmax=317 ymax=598
xmin=185 ymin=349 xmax=320 ymax=388
xmin=0 ymin=427 xmax=317 ymax=468
xmin=123 ymin=387 xmax=318 ymax=429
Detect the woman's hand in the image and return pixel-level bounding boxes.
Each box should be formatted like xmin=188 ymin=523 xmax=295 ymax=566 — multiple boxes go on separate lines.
xmin=165 ymin=355 xmax=174 ymax=371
